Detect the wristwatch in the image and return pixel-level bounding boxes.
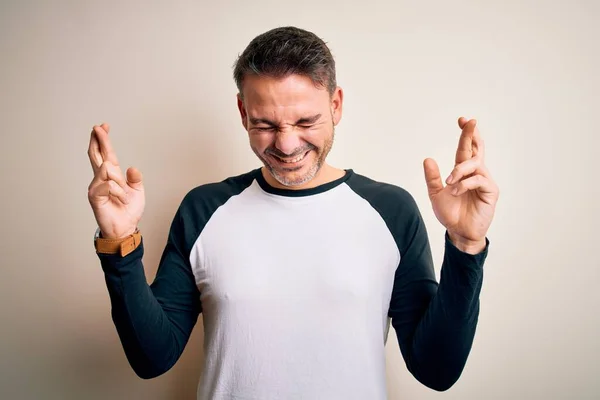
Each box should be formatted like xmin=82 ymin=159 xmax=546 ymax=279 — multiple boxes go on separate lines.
xmin=94 ymin=227 xmax=142 ymax=257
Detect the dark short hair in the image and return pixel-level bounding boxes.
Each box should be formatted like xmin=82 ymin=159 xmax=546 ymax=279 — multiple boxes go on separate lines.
xmin=233 ymin=26 xmax=337 ymax=97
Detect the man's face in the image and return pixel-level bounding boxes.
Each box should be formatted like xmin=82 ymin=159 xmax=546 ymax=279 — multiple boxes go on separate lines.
xmin=237 ymin=74 xmax=343 ymax=189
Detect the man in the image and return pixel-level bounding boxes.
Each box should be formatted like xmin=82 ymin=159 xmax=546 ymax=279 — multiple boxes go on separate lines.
xmin=88 ymin=26 xmax=499 ymax=399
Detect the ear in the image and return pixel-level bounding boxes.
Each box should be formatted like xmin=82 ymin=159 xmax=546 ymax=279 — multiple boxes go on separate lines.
xmin=330 ymin=86 xmax=343 ymax=126
xmin=237 ymin=93 xmax=248 ymax=131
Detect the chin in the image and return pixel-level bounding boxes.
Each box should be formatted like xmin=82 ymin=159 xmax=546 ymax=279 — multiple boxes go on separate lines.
xmin=269 ymin=161 xmax=321 ymax=187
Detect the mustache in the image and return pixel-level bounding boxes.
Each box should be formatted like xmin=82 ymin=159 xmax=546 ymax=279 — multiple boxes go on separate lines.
xmin=265 ymin=144 xmax=316 ymax=158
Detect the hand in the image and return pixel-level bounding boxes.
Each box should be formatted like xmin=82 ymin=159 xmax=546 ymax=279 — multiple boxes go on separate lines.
xmin=87 ymin=123 xmax=145 ymax=239
xmin=423 ymin=117 xmax=499 ymax=254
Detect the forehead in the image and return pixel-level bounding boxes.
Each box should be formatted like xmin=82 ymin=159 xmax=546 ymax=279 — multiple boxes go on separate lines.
xmin=241 ymin=74 xmax=329 ymax=119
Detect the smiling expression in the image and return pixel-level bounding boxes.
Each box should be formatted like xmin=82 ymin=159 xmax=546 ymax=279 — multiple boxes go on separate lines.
xmin=237 ymin=74 xmax=343 ymax=189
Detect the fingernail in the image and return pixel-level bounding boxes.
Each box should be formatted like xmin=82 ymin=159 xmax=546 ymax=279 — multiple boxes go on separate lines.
xmin=446 ymin=175 xmax=453 ymax=184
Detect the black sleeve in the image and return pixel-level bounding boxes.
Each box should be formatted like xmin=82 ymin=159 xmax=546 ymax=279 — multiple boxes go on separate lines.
xmin=98 ymin=204 xmax=202 ymax=379
xmin=388 ymin=193 xmax=488 ymax=391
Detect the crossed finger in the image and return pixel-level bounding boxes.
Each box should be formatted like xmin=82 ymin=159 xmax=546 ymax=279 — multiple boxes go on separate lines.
xmin=450 ymin=174 xmax=498 ymax=204
xmin=88 ymin=160 xmax=127 ymax=190
xmin=446 ymin=156 xmax=490 ymax=185
xmin=88 ymin=180 xmax=130 ymax=205
xmin=455 ymin=118 xmax=485 ymax=165
xmin=87 ymin=160 xmax=130 ymax=204
xmin=87 ymin=123 xmax=120 ymax=174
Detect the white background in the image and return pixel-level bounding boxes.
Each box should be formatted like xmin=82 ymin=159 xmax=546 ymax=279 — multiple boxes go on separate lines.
xmin=1 ymin=0 xmax=598 ymax=398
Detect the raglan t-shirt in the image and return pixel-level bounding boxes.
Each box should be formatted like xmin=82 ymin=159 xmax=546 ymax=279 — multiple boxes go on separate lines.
xmin=98 ymin=168 xmax=488 ymax=399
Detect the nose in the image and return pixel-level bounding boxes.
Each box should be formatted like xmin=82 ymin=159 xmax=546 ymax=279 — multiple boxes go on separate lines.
xmin=274 ymin=126 xmax=303 ymax=155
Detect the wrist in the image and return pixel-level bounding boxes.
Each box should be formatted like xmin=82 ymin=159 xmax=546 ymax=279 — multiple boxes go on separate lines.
xmin=97 ymin=226 xmax=138 ymax=240
xmin=94 ymin=227 xmax=142 ymax=257
xmin=447 ymin=231 xmax=486 ymax=255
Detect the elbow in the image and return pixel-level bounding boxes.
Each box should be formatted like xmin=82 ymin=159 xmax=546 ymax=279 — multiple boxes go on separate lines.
xmin=117 ymin=333 xmax=183 ymax=380
xmin=412 ymin=373 xmax=460 ymax=392
xmin=133 ymin=367 xmax=165 ymax=380
xmin=124 ymin=350 xmax=177 ymax=380
xmin=131 ymin=362 xmax=172 ymax=380
xmin=422 ymin=377 xmax=458 ymax=392
xmin=402 ymin=335 xmax=473 ymax=392
xmin=407 ymin=360 xmax=463 ymax=392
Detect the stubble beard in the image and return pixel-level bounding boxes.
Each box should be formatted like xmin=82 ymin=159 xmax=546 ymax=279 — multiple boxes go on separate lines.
xmin=257 ymin=125 xmax=335 ymax=188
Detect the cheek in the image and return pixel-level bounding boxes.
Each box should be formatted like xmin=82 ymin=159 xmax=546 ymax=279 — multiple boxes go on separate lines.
xmin=305 ymin=128 xmax=331 ymax=147
xmin=249 ymin=132 xmax=272 ymax=152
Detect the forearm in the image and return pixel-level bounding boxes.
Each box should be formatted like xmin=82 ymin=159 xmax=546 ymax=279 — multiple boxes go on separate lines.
xmin=99 ymin=243 xmax=197 ymax=379
xmin=398 ymin=234 xmax=488 ymax=391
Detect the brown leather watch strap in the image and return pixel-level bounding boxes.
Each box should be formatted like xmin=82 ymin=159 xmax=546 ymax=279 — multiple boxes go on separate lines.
xmin=95 ymin=230 xmax=142 ymax=257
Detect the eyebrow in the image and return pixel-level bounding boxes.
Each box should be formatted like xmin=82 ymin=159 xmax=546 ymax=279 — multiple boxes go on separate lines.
xmin=249 ymin=114 xmax=322 ymax=127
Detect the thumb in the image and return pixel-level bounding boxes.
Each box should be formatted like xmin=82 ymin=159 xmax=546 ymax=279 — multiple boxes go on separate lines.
xmin=126 ymin=167 xmax=144 ymax=191
xmin=423 ymin=158 xmax=444 ymax=198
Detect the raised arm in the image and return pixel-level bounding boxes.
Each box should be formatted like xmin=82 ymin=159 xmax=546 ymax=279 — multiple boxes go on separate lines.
xmin=391 ymin=116 xmax=498 ymax=390
xmin=87 ymin=124 xmax=201 ymax=379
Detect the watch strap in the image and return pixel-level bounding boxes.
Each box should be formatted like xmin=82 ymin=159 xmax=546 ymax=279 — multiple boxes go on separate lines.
xmin=95 ymin=230 xmax=142 ymax=257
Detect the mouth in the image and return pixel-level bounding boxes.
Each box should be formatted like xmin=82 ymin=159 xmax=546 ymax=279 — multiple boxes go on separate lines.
xmin=270 ymin=150 xmax=311 ymax=169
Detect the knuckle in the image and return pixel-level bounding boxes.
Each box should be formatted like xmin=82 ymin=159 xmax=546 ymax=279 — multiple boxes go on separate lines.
xmin=108 ymin=180 xmax=123 ymax=194
xmin=95 ymin=167 xmax=106 ymax=181
xmin=87 ymin=184 xmax=100 ymax=200
xmin=98 ymin=162 xmax=116 ymax=180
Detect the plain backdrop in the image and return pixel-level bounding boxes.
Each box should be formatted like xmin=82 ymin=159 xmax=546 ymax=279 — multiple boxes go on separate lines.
xmin=1 ymin=0 xmax=598 ymax=399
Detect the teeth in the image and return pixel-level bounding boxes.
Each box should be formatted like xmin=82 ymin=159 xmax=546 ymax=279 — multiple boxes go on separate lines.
xmin=278 ymin=152 xmax=307 ymax=163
